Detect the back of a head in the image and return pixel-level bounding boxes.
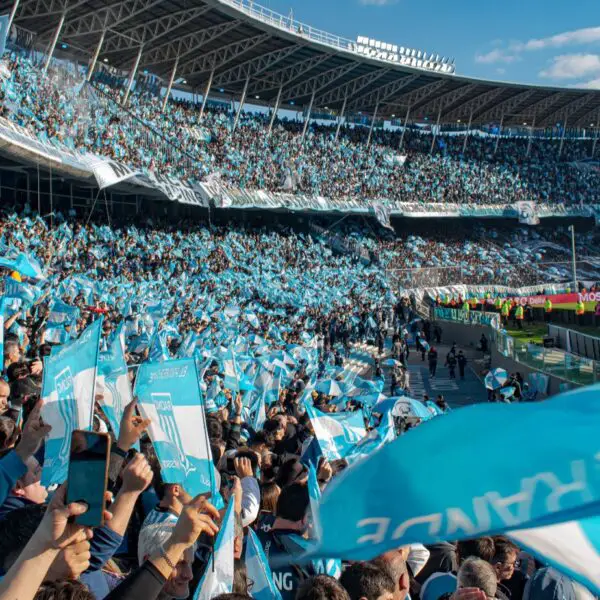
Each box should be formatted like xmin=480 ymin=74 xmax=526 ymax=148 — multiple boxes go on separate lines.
xmin=297 ymin=575 xmax=351 ymax=600
xmin=276 ymin=482 xmax=309 ymax=523
xmin=457 ymin=557 xmax=497 ymax=599
xmin=457 ymin=537 xmax=495 ymax=563
xmin=523 ymin=568 xmax=577 ymax=600
xmin=34 ymin=580 xmax=95 ymax=600
xmin=340 ymin=562 xmax=395 ymax=600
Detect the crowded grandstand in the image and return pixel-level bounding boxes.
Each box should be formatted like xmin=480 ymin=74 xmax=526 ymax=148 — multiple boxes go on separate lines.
xmin=0 ymin=1 xmax=599 ymax=600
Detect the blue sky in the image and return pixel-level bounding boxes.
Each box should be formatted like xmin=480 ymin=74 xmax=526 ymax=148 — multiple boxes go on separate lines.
xmin=260 ymin=0 xmax=600 ymax=89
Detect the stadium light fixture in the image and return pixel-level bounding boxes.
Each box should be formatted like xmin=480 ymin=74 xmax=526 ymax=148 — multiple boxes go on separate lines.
xmin=61 ymin=43 xmax=68 ymax=49
xmin=591 ymin=123 xmax=595 ymax=127
xmin=103 ymin=58 xmax=108 ymax=63
xmin=391 ymin=114 xmax=396 ymax=118
xmin=255 ymin=95 xmax=260 ymax=99
xmin=182 ymin=79 xmax=187 ymax=84
xmin=219 ymin=88 xmax=224 ymax=93
xmin=290 ymin=101 xmax=295 ymax=105
xmin=457 ymin=119 xmax=461 ymax=123
xmin=523 ymin=122 xmax=527 ymax=125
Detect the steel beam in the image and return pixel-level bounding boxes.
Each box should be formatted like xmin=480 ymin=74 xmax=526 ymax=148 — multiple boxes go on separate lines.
xmin=335 ymin=95 xmax=347 ymax=141
xmin=42 ymin=11 xmax=65 ymax=72
xmin=179 ymin=33 xmax=270 ymax=79
xmin=347 ymin=74 xmax=419 ymax=112
xmin=281 ymin=62 xmax=357 ymax=103
xmin=248 ymin=53 xmax=331 ymax=96
xmin=123 ymin=45 xmax=143 ymax=105
xmin=314 ymin=69 xmax=390 ymax=109
xmin=58 ymin=0 xmax=164 ymax=39
xmin=268 ymin=85 xmax=283 ymax=135
xmin=366 ymin=98 xmax=379 ymax=148
xmin=162 ymin=55 xmax=179 ymax=112
xmin=100 ymin=6 xmax=211 ymax=54
xmin=233 ymin=77 xmax=249 ymax=132
xmin=414 ymin=83 xmax=478 ymax=118
xmin=87 ymin=29 xmax=105 ymax=81
xmin=212 ymin=44 xmax=301 ymax=88
xmin=475 ymin=89 xmax=537 ymax=124
xmin=538 ymin=93 xmax=594 ymax=128
xmin=199 ymin=68 xmax=214 ymax=120
xmin=444 ymin=87 xmax=504 ymax=122
xmin=300 ymin=88 xmax=316 ymax=144
xmin=141 ymin=21 xmax=240 ymax=67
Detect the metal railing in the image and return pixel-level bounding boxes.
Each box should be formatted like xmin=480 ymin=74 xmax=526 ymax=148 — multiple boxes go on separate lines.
xmin=218 ymin=0 xmax=358 ymax=53
xmin=495 ymin=331 xmax=600 ymax=387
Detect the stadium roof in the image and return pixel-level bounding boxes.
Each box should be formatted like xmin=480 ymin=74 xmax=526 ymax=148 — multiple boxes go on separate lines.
xmin=5 ymin=0 xmax=600 ymax=128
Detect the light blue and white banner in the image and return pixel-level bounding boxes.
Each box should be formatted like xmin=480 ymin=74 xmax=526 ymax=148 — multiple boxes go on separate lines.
xmin=194 ymin=496 xmax=235 ymax=600
xmin=304 ymin=402 xmax=366 ymax=461
xmin=245 ymin=528 xmax=283 ymax=600
xmin=3 ymin=277 xmax=38 ymax=305
xmin=314 ymin=384 xmax=600 ymax=594
xmin=41 ymin=318 xmax=102 ymax=486
xmin=135 ymin=358 xmax=213 ymax=496
xmin=97 ymin=337 xmax=132 ymax=438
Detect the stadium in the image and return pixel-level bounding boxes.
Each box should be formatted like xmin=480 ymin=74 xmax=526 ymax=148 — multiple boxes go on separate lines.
xmin=0 ymin=1 xmax=599 ymax=599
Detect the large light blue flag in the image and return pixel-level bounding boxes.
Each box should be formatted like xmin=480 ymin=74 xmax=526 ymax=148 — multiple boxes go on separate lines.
xmin=314 ymin=385 xmax=600 ymax=593
xmin=307 ymin=465 xmax=343 ymax=579
xmin=135 ymin=358 xmax=214 ymax=496
xmin=245 ymin=528 xmax=283 ymax=600
xmin=0 ymin=301 xmax=4 ymax=375
xmin=194 ymin=496 xmax=235 ymax=600
xmin=148 ymin=329 xmax=170 ymax=362
xmin=48 ymin=300 xmax=80 ymax=326
xmin=4 ymin=277 xmax=38 ymax=305
xmin=41 ymin=318 xmax=103 ymax=486
xmin=304 ymin=403 xmax=366 ymax=461
xmin=97 ymin=337 xmax=132 ymax=438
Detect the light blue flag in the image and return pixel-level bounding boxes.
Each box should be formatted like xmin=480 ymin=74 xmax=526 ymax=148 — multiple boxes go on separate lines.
xmin=135 ymin=358 xmax=214 ymax=496
xmin=304 ymin=402 xmax=366 ymax=461
xmin=194 ymin=496 xmax=235 ymax=600
xmin=0 ymin=14 xmax=8 ymax=56
xmin=13 ymin=252 xmax=45 ymax=279
xmin=48 ymin=300 xmax=80 ymax=326
xmin=245 ymin=529 xmax=283 ymax=600
xmin=313 ymin=385 xmax=600 ymax=594
xmin=97 ymin=337 xmax=132 ymax=439
xmin=222 ymin=349 xmax=240 ymax=391
xmin=43 ymin=325 xmax=70 ymax=345
xmin=41 ymin=318 xmax=103 ymax=486
xmin=4 ymin=277 xmax=38 ymax=305
xmin=345 ymin=411 xmax=396 ymax=466
xmin=148 ymin=329 xmax=170 ymax=362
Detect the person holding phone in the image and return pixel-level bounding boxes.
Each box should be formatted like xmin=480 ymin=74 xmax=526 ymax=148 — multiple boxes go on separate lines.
xmin=0 ymin=484 xmax=95 ymax=600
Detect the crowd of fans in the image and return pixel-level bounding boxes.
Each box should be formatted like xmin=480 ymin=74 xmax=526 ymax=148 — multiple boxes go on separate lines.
xmin=1 ymin=50 xmax=600 ymax=206
xmin=0 ymin=39 xmax=597 ymax=600
xmin=0 ymin=203 xmax=596 ymax=599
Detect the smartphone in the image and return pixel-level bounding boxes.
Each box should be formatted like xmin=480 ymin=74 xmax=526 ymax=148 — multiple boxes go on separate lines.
xmin=66 ymin=430 xmax=111 ymax=527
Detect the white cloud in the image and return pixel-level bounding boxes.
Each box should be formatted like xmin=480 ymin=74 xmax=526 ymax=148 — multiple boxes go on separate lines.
xmin=358 ymin=0 xmax=398 ymax=4
xmin=474 ymin=49 xmax=519 ymax=64
xmin=496 ymin=67 xmax=506 ymax=75
xmin=577 ymin=77 xmax=600 ymax=89
xmin=514 ymin=26 xmax=600 ymax=52
xmin=540 ymin=53 xmax=600 ymax=79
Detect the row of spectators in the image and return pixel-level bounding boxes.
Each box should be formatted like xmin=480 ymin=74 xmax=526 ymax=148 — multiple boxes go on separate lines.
xmin=1 ymin=51 xmax=599 ymax=206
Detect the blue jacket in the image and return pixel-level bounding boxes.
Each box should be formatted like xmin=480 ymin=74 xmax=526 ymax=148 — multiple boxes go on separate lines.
xmin=0 ymin=452 xmax=27 ymax=507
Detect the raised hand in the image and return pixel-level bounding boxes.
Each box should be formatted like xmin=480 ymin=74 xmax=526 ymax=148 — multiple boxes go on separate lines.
xmin=117 ymin=399 xmax=151 ymax=452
